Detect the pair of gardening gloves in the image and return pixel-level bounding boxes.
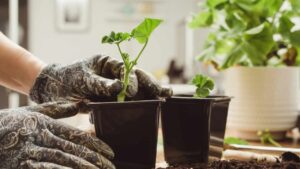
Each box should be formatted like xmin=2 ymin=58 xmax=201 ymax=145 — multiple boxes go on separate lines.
xmin=0 ymin=55 xmax=172 ymax=169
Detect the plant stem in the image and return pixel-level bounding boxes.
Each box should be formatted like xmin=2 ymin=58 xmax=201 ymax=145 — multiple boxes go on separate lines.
xmin=268 ymin=138 xmax=282 ymax=147
xmin=117 ymin=43 xmax=125 ymax=61
xmin=117 ymin=68 xmax=130 ymax=102
xmin=130 ymin=40 xmax=148 ymax=69
xmin=116 ymin=43 xmax=128 ymax=102
xmin=116 ymin=40 xmax=148 ymax=102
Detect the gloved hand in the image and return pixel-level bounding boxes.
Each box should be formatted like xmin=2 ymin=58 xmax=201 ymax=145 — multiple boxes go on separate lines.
xmin=0 ymin=102 xmax=115 ymax=169
xmin=29 ymin=55 xmax=172 ymax=103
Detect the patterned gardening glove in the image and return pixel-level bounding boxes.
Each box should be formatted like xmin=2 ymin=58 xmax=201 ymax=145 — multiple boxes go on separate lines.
xmin=29 ymin=54 xmax=172 ymax=103
xmin=0 ymin=101 xmax=115 ymax=169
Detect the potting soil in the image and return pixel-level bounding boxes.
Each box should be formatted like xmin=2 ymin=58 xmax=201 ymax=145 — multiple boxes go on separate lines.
xmin=157 ymin=152 xmax=300 ymax=169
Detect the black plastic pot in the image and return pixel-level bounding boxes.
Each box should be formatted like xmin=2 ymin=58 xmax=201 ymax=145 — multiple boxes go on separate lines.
xmin=210 ymin=96 xmax=231 ymax=138
xmin=208 ymin=96 xmax=231 ymax=159
xmin=89 ymin=100 xmax=161 ymax=169
xmin=161 ymin=96 xmax=231 ymax=165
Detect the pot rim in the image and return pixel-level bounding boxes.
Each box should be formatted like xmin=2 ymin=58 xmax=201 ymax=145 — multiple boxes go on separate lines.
xmin=170 ymin=95 xmax=232 ymax=102
xmin=88 ymin=99 xmax=161 ymax=106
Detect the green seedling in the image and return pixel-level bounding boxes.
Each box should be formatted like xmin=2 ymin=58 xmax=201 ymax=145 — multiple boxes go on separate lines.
xmin=191 ymin=74 xmax=214 ymax=98
xmin=102 ymin=18 xmax=163 ymax=102
xmin=257 ymin=129 xmax=282 ymax=147
xmin=224 ymin=137 xmax=249 ymax=145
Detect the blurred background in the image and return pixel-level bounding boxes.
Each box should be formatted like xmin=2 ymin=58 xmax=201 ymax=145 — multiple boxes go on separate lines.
xmin=0 ymin=0 xmax=221 ymax=109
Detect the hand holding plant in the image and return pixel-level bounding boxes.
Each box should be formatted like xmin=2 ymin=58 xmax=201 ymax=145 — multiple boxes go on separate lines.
xmin=102 ymin=18 xmax=164 ymax=101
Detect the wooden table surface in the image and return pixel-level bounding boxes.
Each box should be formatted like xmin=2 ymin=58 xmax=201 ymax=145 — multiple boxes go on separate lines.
xmin=156 ymin=128 xmax=300 ymax=164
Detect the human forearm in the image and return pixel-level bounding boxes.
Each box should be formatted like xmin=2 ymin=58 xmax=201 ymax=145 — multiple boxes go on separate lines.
xmin=0 ymin=32 xmax=46 ymax=94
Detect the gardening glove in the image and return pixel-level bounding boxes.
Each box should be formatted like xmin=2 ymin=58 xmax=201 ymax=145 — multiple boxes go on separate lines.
xmin=0 ymin=101 xmax=115 ymax=169
xmin=30 ymin=54 xmax=172 ymax=103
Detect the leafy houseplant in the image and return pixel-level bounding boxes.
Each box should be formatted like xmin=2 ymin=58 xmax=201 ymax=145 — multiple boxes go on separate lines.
xmin=189 ymin=0 xmax=300 ymax=69
xmin=161 ymin=74 xmax=231 ymax=164
xmin=102 ymin=18 xmax=162 ymax=102
xmin=89 ymin=18 xmax=162 ymax=169
xmin=190 ymin=0 xmax=300 ymax=140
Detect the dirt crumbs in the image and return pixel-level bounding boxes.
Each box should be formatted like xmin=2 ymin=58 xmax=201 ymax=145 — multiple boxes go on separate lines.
xmin=158 ymin=152 xmax=300 ymax=169
xmin=158 ymin=160 xmax=300 ymax=169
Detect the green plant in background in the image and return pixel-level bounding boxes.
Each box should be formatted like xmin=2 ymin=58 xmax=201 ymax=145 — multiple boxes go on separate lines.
xmin=224 ymin=137 xmax=249 ymax=145
xmin=189 ymin=0 xmax=300 ymax=70
xmin=191 ymin=74 xmax=215 ymax=98
xmin=257 ymin=129 xmax=282 ymax=147
xmin=102 ymin=18 xmax=162 ymax=102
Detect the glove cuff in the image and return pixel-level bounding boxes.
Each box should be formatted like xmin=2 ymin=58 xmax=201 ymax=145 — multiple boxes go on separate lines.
xmin=29 ymin=64 xmax=58 ymax=103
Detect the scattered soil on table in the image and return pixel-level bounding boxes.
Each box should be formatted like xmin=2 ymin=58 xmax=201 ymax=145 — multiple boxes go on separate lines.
xmin=158 ymin=152 xmax=300 ymax=169
xmin=158 ymin=160 xmax=300 ymax=169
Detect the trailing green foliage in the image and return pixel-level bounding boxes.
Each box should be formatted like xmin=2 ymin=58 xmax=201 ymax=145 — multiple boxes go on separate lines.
xmin=224 ymin=137 xmax=249 ymax=145
xmin=257 ymin=129 xmax=282 ymax=147
xmin=192 ymin=74 xmax=214 ymax=98
xmin=190 ymin=0 xmax=300 ymax=70
xmin=102 ymin=18 xmax=163 ymax=101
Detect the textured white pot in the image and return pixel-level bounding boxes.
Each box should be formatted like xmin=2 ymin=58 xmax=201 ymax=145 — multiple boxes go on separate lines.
xmin=224 ymin=67 xmax=300 ymax=140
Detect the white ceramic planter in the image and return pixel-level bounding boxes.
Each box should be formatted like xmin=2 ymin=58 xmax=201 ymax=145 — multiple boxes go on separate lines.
xmin=224 ymin=67 xmax=300 ymax=140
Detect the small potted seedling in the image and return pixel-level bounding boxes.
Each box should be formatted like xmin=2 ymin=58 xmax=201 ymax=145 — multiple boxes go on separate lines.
xmin=89 ymin=18 xmax=162 ymax=169
xmin=161 ymin=74 xmax=231 ymax=165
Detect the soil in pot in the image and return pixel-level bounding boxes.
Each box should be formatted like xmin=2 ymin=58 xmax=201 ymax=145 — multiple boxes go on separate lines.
xmin=89 ymin=100 xmax=161 ymax=169
xmin=161 ymin=97 xmax=213 ymax=165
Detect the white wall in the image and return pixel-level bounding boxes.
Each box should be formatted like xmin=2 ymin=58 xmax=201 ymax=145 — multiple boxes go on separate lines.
xmin=28 ymin=0 xmax=199 ymax=72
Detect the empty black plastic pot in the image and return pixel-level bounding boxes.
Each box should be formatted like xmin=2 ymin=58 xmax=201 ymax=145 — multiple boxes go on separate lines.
xmin=89 ymin=100 xmax=161 ymax=169
xmin=161 ymin=96 xmax=231 ymax=165
xmin=210 ymin=96 xmax=231 ymax=139
xmin=208 ymin=96 xmax=231 ymax=159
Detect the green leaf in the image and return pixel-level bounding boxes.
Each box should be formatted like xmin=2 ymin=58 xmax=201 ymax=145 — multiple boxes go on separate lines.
xmin=290 ymin=30 xmax=300 ymax=48
xmin=215 ymin=39 xmax=236 ymax=54
xmin=278 ymin=15 xmax=294 ymax=40
xmin=131 ymin=18 xmax=163 ymax=44
xmin=242 ymin=22 xmax=275 ymax=65
xmin=224 ymin=137 xmax=249 ymax=145
xmin=289 ymin=0 xmax=300 ymax=14
xmin=255 ymin=0 xmax=283 ymax=17
xmin=207 ymin=0 xmax=227 ymax=8
xmin=195 ymin=88 xmax=210 ymax=98
xmin=225 ymin=11 xmax=247 ymax=32
xmin=189 ymin=10 xmax=214 ymax=28
xmin=221 ymin=45 xmax=244 ymax=69
xmin=192 ymin=74 xmax=214 ymax=98
xmin=231 ymin=0 xmax=259 ymax=12
xmin=102 ymin=31 xmax=131 ymax=44
xmin=232 ymin=0 xmax=282 ymax=17
xmin=204 ymin=79 xmax=214 ymax=90
xmin=244 ymin=23 xmax=265 ymax=34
